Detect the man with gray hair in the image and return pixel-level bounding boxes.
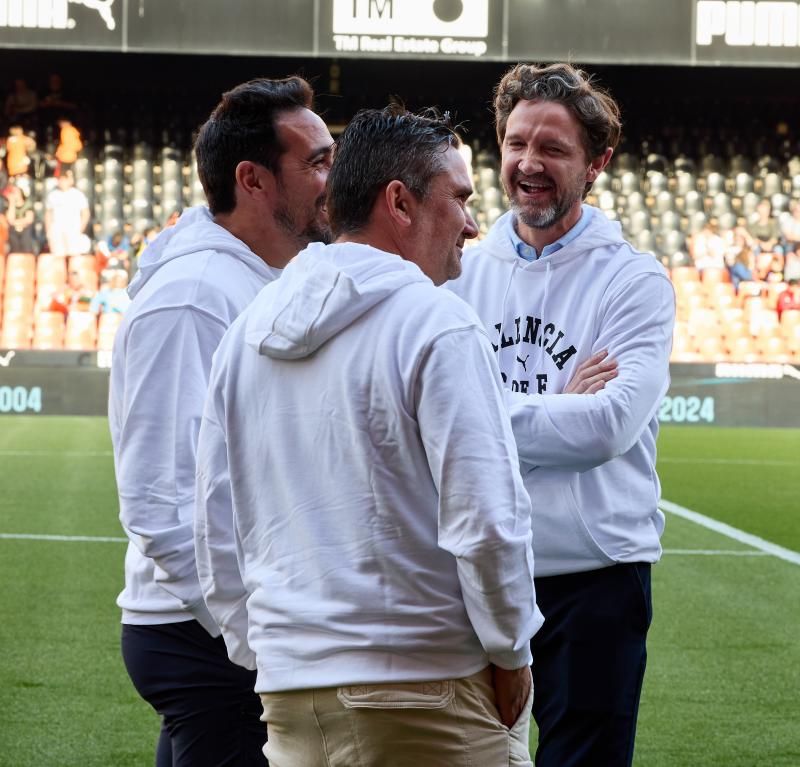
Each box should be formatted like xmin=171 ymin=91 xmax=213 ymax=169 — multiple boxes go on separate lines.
xmin=449 ymin=63 xmax=675 ymax=767
xmin=195 ymin=106 xmax=543 ymax=766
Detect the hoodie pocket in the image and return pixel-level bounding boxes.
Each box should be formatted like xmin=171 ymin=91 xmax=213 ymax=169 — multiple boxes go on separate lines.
xmin=529 ymin=469 xmax=613 ymax=571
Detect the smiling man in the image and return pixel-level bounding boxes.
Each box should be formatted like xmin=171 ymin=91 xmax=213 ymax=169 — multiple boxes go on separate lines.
xmin=195 ymin=106 xmax=543 ymax=766
xmin=448 ymin=63 xmax=676 ymax=767
xmin=109 ymin=76 xmax=333 ymax=766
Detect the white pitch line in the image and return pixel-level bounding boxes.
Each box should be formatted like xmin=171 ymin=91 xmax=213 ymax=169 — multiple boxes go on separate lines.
xmin=660 ymin=499 xmax=800 ymax=566
xmin=663 ymin=549 xmax=769 ymax=556
xmin=0 ymin=450 xmax=113 ymax=457
xmin=0 ymin=533 xmax=127 ymax=543
xmin=659 ymin=457 xmax=796 ymax=467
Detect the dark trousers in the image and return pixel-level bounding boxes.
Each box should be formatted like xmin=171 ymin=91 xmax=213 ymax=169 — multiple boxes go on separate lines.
xmin=531 ymin=563 xmax=652 ymax=767
xmin=121 ymin=620 xmax=268 ymax=767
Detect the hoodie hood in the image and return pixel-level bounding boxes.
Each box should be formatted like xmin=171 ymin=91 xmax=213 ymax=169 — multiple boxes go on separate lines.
xmin=128 ymin=206 xmax=275 ymax=299
xmin=480 ymin=205 xmax=625 ymax=268
xmin=245 ymin=242 xmax=430 ymax=360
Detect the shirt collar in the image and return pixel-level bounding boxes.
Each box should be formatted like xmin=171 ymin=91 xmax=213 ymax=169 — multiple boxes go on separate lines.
xmin=511 ymin=206 xmax=592 ymax=262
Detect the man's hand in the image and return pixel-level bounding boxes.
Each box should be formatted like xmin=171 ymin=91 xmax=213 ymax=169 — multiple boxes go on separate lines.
xmin=491 ymin=664 xmax=532 ymax=728
xmin=564 ymin=349 xmax=618 ymax=394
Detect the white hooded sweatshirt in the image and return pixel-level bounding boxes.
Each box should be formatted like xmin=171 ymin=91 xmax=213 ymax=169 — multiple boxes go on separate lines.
xmin=448 ymin=207 xmax=675 ymax=577
xmin=195 ymin=241 xmax=543 ymax=692
xmin=109 ymin=206 xmax=280 ymax=632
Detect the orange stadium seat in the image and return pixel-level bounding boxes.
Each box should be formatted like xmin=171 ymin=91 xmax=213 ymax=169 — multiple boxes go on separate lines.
xmin=749 ymin=309 xmax=781 ymax=337
xmin=2 ymin=292 xmax=35 ymax=321
xmin=737 ymin=281 xmax=764 ymax=305
xmin=0 ymin=317 xmax=32 ymax=349
xmin=32 ymin=311 xmax=66 ymax=350
xmin=701 ymin=266 xmax=730 ymax=286
xmin=756 ymin=335 xmax=791 ymax=362
xmin=68 ymin=255 xmax=98 ymax=274
xmin=728 ymin=335 xmax=759 ymax=362
xmin=697 ymin=334 xmax=728 ymax=361
xmin=671 ymin=266 xmax=700 ymax=283
xmin=36 ymin=255 xmax=68 ymax=289
xmin=64 ymin=311 xmax=98 ymax=351
xmin=764 ymin=282 xmax=787 ymax=310
xmin=781 ymin=309 xmax=800 ymax=330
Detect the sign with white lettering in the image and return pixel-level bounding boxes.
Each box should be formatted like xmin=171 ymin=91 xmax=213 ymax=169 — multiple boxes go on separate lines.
xmin=320 ymin=0 xmax=503 ymax=59
xmin=0 ymin=0 xmax=120 ymax=48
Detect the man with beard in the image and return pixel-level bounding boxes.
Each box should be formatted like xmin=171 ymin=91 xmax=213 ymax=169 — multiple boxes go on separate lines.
xmin=448 ymin=63 xmax=675 ymax=767
xmin=109 ymin=76 xmax=332 ymax=767
xmin=195 ymin=106 xmax=542 ymax=767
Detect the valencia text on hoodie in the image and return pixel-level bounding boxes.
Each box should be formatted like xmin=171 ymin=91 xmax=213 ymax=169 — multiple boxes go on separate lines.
xmin=109 ymin=206 xmax=281 ymax=630
xmin=195 ymin=241 xmax=543 ymax=693
xmin=448 ymin=206 xmax=676 ymax=576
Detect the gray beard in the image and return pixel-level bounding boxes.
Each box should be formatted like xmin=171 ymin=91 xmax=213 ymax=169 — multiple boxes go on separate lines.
xmin=511 ymin=197 xmax=570 ymax=231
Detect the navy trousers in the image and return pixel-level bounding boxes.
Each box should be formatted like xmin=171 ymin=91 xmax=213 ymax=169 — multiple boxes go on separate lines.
xmin=121 ymin=620 xmax=268 ymax=767
xmin=531 ymin=563 xmax=652 ymax=767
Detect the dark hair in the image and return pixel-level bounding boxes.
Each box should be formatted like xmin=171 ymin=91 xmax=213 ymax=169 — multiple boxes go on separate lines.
xmin=494 ymin=62 xmax=622 ymax=161
xmin=194 ymin=76 xmax=314 ymax=215
xmin=327 ymin=105 xmax=459 ymax=237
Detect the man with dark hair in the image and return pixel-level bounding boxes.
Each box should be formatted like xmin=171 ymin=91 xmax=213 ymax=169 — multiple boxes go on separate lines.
xmin=109 ymin=76 xmax=333 ymax=767
xmin=449 ymin=63 xmax=676 ymax=767
xmin=195 ymin=106 xmax=543 ymax=766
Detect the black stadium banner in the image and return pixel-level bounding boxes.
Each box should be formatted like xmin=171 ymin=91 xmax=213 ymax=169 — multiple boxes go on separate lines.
xmin=2 ymin=0 xmax=800 ymax=65
xmin=124 ymin=0 xmax=316 ymax=56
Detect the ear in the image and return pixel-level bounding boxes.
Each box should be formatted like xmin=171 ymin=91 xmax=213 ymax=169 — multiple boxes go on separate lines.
xmin=586 ymin=147 xmax=613 ymax=183
xmin=234 ymin=160 xmax=275 ymax=201
xmin=383 ymin=179 xmax=416 ymax=228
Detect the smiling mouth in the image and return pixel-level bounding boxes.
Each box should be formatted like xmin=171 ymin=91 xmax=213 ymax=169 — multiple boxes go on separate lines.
xmin=518 ymin=179 xmax=553 ymax=195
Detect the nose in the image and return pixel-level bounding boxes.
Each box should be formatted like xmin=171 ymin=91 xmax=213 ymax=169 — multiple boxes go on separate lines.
xmin=463 ymin=208 xmax=479 ymax=241
xmin=518 ymin=148 xmax=544 ymax=176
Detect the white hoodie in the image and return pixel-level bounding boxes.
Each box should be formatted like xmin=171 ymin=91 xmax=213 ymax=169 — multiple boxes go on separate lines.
xmin=195 ymin=241 xmax=543 ymax=692
xmin=448 ymin=207 xmax=675 ymax=577
xmin=109 ymin=206 xmax=280 ymax=631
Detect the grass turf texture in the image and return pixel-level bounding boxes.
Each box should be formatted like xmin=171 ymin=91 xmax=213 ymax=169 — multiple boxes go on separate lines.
xmin=0 ymin=417 xmax=798 ymax=766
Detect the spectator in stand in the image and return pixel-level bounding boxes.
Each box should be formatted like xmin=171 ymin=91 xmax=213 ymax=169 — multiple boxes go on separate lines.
xmin=726 ymin=247 xmax=756 ymax=291
xmin=6 ymin=182 xmax=35 ymax=254
xmin=39 ymin=74 xmax=78 ymax=128
xmin=45 ymin=169 xmax=90 ymax=257
xmin=54 ymin=118 xmax=83 ymax=174
xmin=760 ymin=249 xmax=785 ymax=283
xmin=5 ymin=125 xmax=36 ymax=178
xmin=689 ymin=218 xmax=726 ymax=272
xmin=780 ymin=200 xmax=800 ymax=256
xmin=50 ymin=269 xmax=94 ymax=315
xmin=4 ymin=79 xmax=38 ymax=129
xmin=91 ymin=269 xmax=131 ymax=315
xmin=747 ymin=198 xmax=780 ymax=256
xmin=776 ymin=279 xmax=800 ymax=319
xmin=784 ymin=248 xmax=800 ymax=283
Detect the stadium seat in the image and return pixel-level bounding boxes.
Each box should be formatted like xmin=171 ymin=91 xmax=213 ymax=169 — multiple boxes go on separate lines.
xmin=781 ymin=309 xmax=800 ymax=330
xmin=0 ymin=317 xmax=32 ymax=349
xmin=756 ymin=334 xmax=791 ymax=362
xmin=672 ymin=266 xmax=701 ymax=284
xmin=69 ymin=255 xmax=97 ymax=274
xmin=702 ymin=267 xmax=731 ymax=286
xmin=697 ymin=334 xmax=728 ymax=361
xmin=749 ymin=309 xmax=781 ymax=337
xmin=737 ymin=282 xmax=764 ymax=305
xmin=728 ymin=335 xmax=759 ymax=362
xmin=32 ymin=311 xmax=66 ymax=350
xmin=64 ymin=312 xmax=98 ymax=351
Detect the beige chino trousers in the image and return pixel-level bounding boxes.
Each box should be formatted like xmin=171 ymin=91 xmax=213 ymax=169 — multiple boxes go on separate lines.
xmin=260 ymin=666 xmax=533 ymax=767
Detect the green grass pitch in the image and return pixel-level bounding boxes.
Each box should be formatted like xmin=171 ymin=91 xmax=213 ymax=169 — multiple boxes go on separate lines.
xmin=1 ymin=417 xmax=798 ymax=766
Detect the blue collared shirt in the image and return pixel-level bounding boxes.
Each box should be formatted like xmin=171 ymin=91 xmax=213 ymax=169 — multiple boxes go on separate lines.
xmin=511 ymin=207 xmax=593 ymax=262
